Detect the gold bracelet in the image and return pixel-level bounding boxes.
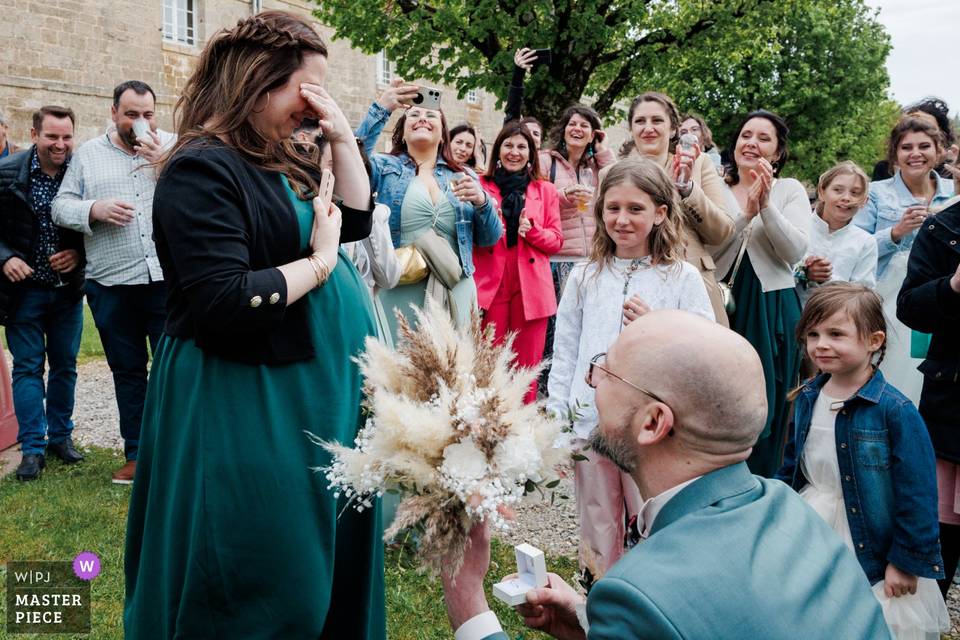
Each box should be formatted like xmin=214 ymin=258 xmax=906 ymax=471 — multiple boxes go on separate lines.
xmin=307 ymin=254 xmax=331 ymax=288
xmin=307 ymin=255 xmax=324 ymax=288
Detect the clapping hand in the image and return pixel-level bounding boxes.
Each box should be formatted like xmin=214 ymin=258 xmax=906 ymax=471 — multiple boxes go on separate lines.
xmin=804 ymin=256 xmax=833 ymax=283
xmin=622 ymin=294 xmax=651 ymax=326
xmin=950 ymin=262 xmax=960 ymax=294
xmin=514 ymin=48 xmax=538 ymax=71
xmin=745 ymin=159 xmax=774 ymax=219
xmin=376 ymin=78 xmax=420 ymax=112
xmin=891 ymin=205 xmax=928 ymax=243
xmin=452 ymin=175 xmax=487 ymax=207
xmin=518 ymin=209 xmax=532 ymax=237
xmin=300 ymin=83 xmax=353 ymax=144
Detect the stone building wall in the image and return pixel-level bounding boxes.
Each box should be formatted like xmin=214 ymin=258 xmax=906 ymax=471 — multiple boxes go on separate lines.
xmin=0 ymin=0 xmax=509 ymax=153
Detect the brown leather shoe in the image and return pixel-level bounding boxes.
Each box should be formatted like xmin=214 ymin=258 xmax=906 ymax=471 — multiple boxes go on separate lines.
xmin=111 ymin=460 xmax=137 ymax=485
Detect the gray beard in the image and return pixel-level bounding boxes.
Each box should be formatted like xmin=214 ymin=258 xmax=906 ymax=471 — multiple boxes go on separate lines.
xmin=587 ymin=426 xmax=636 ymax=474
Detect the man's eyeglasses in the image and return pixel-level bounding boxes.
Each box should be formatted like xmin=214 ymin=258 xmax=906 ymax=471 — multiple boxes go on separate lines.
xmin=585 ymin=352 xmax=667 ymax=405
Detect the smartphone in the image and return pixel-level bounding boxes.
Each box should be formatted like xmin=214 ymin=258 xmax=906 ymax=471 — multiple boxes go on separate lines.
xmin=532 ymin=49 xmax=552 ymax=68
xmin=403 ymin=86 xmax=442 ymax=110
xmin=319 ymin=168 xmax=335 ymax=211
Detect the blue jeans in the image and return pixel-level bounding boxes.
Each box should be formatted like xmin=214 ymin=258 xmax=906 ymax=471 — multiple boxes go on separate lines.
xmin=6 ymin=286 xmax=83 ymax=456
xmin=85 ymin=280 xmax=166 ymax=461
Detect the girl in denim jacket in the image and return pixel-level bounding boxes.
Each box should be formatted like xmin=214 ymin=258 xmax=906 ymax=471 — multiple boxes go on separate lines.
xmin=776 ymin=283 xmax=948 ymax=639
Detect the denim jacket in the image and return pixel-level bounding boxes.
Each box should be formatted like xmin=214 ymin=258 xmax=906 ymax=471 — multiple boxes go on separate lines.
xmin=853 ymin=171 xmax=954 ymax=279
xmin=368 ymin=152 xmax=501 ymax=277
xmin=354 ymin=102 xmax=391 ymax=158
xmin=776 ymin=370 xmax=943 ymax=584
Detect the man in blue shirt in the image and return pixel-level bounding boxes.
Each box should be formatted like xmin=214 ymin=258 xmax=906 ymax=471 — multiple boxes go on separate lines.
xmin=0 ymin=106 xmax=85 ymax=481
xmin=442 ymin=310 xmax=892 ymax=640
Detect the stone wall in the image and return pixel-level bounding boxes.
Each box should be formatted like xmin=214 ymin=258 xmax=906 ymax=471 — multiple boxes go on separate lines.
xmin=0 ymin=0 xmax=508 ymax=153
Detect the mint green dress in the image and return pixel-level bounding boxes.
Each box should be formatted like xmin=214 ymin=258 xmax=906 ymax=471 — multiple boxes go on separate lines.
xmin=124 ymin=179 xmax=384 ymax=639
xmin=378 ymin=178 xmax=477 ymax=341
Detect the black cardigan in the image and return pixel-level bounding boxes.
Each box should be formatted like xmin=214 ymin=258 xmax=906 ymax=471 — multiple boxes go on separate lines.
xmin=897 ymin=199 xmax=960 ymax=461
xmin=153 ymin=139 xmax=372 ymax=365
xmin=0 ymin=148 xmax=85 ymax=324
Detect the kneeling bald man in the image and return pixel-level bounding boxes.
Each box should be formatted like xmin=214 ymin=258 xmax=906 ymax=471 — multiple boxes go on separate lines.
xmin=443 ymin=310 xmax=891 ymax=640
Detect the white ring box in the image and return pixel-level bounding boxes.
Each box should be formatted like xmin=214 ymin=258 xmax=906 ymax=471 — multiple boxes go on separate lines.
xmin=492 ymin=544 xmax=548 ymax=606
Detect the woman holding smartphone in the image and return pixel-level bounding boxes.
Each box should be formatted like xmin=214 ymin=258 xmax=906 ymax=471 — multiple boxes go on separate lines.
xmin=369 ymin=106 xmax=502 ymax=341
xmin=855 ymin=112 xmax=955 ymax=404
xmin=602 ymin=92 xmax=734 ymax=324
xmin=125 ymin=12 xmax=384 ymax=638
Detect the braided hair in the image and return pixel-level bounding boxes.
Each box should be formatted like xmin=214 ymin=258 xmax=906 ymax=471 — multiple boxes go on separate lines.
xmin=162 ymin=11 xmax=329 ymax=198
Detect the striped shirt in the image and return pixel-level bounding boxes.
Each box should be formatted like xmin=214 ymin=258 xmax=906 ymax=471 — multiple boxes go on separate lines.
xmin=51 ymin=130 xmax=174 ymax=285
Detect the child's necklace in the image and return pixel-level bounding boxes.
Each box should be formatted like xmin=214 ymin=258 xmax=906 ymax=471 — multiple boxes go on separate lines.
xmin=621 ymin=258 xmax=643 ymax=295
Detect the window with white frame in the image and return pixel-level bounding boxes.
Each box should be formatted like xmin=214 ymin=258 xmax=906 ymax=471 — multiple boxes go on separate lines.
xmin=163 ymin=0 xmax=196 ymax=46
xmin=466 ymin=88 xmax=480 ymax=104
xmin=377 ymin=51 xmax=396 ymax=86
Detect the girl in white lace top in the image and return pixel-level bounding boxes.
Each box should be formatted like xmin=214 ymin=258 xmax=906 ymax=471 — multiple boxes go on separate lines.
xmin=546 ymin=158 xmax=713 ymax=583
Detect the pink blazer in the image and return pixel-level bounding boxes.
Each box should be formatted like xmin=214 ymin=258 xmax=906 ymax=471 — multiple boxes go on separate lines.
xmin=473 ymin=178 xmax=563 ymax=320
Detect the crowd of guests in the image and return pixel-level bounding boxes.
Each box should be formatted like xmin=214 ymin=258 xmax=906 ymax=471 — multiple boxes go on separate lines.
xmin=2 ymin=10 xmax=959 ymax=639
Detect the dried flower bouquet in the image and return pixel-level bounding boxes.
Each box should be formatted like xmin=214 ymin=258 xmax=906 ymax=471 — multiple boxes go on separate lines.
xmin=317 ymin=300 xmax=571 ymax=577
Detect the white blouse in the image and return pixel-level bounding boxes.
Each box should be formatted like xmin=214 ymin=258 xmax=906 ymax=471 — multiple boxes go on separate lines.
xmin=546 ymin=257 xmax=714 ymax=438
xmin=797 ymin=214 xmax=878 ymax=304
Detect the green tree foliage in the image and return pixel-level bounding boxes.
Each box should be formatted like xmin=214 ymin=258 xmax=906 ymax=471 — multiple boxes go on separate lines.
xmin=313 ymin=0 xmax=894 ymax=182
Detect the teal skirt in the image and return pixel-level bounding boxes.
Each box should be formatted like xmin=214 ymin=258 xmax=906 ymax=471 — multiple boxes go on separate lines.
xmin=730 ymin=254 xmax=802 ymax=478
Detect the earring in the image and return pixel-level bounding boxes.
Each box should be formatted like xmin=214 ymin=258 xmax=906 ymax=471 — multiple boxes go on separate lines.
xmin=496 ymin=160 xmax=502 ymax=169
xmin=252 ymin=91 xmax=271 ymax=114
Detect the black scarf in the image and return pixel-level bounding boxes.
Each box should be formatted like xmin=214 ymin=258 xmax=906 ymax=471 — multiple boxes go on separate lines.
xmin=492 ymin=168 xmax=531 ymax=247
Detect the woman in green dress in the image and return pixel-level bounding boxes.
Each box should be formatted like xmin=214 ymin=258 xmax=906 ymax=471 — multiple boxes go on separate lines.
xmin=714 ymin=111 xmax=810 ymax=477
xmin=123 ymin=12 xmax=384 ymax=638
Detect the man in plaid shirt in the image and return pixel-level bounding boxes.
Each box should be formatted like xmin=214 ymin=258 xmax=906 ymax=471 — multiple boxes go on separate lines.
xmin=52 ymin=80 xmax=174 ymax=484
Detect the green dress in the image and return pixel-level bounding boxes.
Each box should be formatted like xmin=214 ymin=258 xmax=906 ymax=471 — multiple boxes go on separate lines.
xmin=730 ymin=254 xmax=802 ymax=478
xmin=124 ymin=178 xmax=384 ymax=639
xmin=378 ymin=178 xmax=477 ymax=342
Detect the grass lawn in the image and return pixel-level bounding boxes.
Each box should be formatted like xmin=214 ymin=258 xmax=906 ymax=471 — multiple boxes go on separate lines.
xmin=0 ymin=447 xmax=578 ymax=639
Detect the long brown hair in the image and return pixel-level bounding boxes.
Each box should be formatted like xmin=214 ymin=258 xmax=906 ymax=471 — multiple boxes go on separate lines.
xmin=389 ymin=109 xmax=463 ymax=174
xmin=484 ymin=121 xmax=540 ymax=180
xmin=162 ymin=11 xmax=328 ymax=198
xmin=887 ymin=112 xmax=943 ymax=169
xmin=589 ymin=158 xmax=686 ymax=269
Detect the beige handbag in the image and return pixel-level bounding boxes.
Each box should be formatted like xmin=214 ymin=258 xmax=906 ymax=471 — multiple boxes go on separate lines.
xmin=718 ymin=224 xmax=753 ymax=317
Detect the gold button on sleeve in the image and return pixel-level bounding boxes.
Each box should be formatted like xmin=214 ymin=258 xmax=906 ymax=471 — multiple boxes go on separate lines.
xmin=269 ymin=292 xmax=280 ymax=305
xmin=250 ymin=295 xmax=262 ymax=308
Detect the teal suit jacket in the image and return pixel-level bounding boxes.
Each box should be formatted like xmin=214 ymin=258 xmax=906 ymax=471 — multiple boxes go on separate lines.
xmin=482 ymin=463 xmax=891 ymax=640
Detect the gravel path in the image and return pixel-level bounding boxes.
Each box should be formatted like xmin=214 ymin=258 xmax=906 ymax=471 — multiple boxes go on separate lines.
xmin=65 ymin=358 xmax=960 ymax=635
